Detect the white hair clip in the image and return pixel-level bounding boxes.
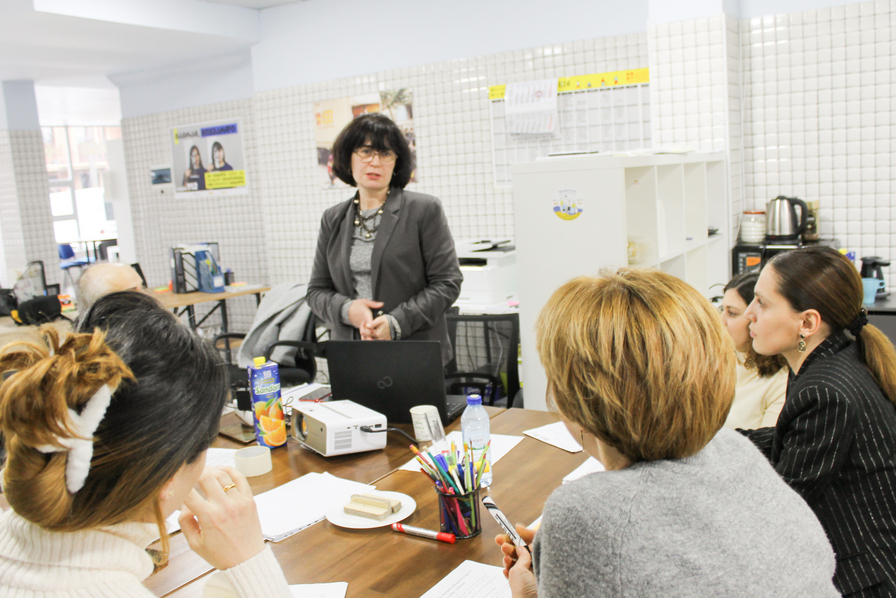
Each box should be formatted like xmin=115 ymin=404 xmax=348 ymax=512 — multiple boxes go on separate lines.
xmin=35 ymin=384 xmax=113 ymax=493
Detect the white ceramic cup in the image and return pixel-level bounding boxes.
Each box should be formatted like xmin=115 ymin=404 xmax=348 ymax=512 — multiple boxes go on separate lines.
xmin=410 ymin=405 xmax=440 ymax=442
xmin=234 ymin=445 xmax=273 ymax=477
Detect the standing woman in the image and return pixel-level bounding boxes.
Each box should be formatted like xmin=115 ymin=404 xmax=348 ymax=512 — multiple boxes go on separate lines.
xmin=719 ymin=272 xmax=789 ymax=429
xmin=307 ymin=114 xmax=462 ymax=364
xmin=743 ymin=246 xmax=896 ymax=597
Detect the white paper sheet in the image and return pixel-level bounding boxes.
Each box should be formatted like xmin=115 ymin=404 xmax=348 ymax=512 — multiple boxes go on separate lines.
xmin=289 ymin=582 xmax=348 ymax=598
xmin=420 ymin=560 xmax=511 ymax=598
xmin=206 ymin=447 xmax=238 ymax=469
xmin=254 ymin=472 xmax=374 ymax=542
xmin=562 ymin=457 xmax=605 ymax=483
xmin=523 ymin=421 xmax=582 ymax=453
xmin=399 ymin=432 xmax=524 ymax=473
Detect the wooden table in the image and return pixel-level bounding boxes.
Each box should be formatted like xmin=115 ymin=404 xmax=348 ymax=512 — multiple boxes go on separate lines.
xmin=146 ymin=408 xmax=589 ymax=597
xmin=157 ymin=287 xmax=269 ymax=359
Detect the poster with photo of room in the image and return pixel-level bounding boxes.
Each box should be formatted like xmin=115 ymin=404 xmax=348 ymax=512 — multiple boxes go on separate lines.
xmin=314 ymin=89 xmax=415 ymax=190
xmin=170 ymin=118 xmax=248 ymax=197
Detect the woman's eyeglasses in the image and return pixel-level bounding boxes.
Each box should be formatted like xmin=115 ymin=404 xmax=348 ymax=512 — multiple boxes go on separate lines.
xmin=355 ymin=147 xmax=397 ymax=164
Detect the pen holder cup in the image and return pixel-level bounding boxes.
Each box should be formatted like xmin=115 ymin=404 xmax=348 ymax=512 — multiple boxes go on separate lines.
xmin=437 ymin=487 xmax=481 ymax=540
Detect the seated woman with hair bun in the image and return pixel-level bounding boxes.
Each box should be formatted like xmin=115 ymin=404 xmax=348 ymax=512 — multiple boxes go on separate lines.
xmin=0 ymin=291 xmax=291 ymax=598
xmin=495 ymin=269 xmax=838 ymax=598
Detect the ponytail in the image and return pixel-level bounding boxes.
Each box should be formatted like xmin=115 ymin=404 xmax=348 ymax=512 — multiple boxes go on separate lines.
xmin=0 ymin=326 xmax=132 ymax=529
xmin=857 ymin=324 xmax=896 ymax=409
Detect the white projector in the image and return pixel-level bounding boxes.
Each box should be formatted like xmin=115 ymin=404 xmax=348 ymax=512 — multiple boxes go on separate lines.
xmin=290 ymin=400 xmax=387 ymax=457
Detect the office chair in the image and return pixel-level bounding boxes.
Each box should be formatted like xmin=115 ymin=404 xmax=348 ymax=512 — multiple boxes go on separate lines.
xmin=214 ymin=315 xmax=321 ymax=411
xmin=445 ymin=313 xmax=521 ymax=408
xmin=97 ymin=240 xmax=118 ymax=261
xmin=57 ymin=244 xmax=90 ymax=289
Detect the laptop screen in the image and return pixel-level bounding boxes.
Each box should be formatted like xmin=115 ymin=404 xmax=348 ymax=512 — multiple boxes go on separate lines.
xmin=325 ymin=340 xmax=454 ymax=424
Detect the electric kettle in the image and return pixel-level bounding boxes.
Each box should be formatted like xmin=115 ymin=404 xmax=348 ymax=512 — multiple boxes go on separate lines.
xmin=765 ymin=195 xmax=808 ymax=242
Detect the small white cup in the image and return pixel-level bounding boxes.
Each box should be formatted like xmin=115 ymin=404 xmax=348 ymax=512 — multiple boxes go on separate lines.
xmin=234 ymin=446 xmax=272 ymax=477
xmin=410 ymin=405 xmax=440 ymax=442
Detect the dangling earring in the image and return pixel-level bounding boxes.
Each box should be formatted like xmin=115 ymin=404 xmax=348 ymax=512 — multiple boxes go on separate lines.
xmin=798 ymin=334 xmax=807 ymax=353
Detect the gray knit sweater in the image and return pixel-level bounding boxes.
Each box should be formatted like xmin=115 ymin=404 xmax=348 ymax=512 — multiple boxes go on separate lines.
xmin=533 ymin=428 xmax=839 ymax=597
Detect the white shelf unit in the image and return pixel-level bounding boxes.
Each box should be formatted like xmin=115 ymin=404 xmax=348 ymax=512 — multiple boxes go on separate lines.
xmin=511 ymin=152 xmax=729 ymax=411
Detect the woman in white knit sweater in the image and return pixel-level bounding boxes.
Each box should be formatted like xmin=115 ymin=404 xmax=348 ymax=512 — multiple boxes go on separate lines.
xmin=0 ymin=291 xmax=291 ymax=598
xmin=719 ymin=272 xmax=789 ymax=429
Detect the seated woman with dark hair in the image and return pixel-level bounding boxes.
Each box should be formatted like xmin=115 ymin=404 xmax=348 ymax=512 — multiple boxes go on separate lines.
xmin=496 ymin=270 xmax=838 ymax=598
xmin=720 ymin=272 xmax=789 ymax=429
xmin=0 ymin=291 xmax=291 ymax=597
xmin=743 ymin=247 xmax=896 ymax=596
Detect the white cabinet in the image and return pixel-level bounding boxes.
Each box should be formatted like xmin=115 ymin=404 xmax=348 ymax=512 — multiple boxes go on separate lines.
xmin=511 ymin=152 xmax=729 ymax=411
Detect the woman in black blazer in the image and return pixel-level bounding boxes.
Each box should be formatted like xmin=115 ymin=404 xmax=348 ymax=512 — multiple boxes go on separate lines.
xmin=742 ymin=246 xmax=896 ymax=596
xmin=307 ymin=114 xmax=462 ymax=364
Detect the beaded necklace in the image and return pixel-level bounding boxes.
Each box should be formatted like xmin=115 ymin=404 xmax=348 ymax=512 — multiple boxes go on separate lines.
xmin=353 ymin=195 xmax=385 ymax=239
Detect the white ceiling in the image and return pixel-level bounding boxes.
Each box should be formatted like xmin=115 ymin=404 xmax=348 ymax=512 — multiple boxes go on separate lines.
xmin=201 ymin=0 xmax=304 ymax=8
xmin=0 ymin=0 xmax=275 ymax=85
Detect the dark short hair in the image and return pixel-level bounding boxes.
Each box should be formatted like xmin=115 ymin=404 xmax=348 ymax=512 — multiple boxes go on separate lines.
xmin=331 ymin=114 xmax=414 ymax=189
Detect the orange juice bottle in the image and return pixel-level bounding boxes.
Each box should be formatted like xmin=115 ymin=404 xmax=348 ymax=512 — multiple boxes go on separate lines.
xmin=248 ymin=356 xmax=286 ymax=448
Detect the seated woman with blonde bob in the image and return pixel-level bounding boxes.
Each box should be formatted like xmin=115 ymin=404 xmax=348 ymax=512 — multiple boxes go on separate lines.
xmin=720 ymin=272 xmax=789 ymax=429
xmin=496 ymin=270 xmax=838 ymax=598
xmin=0 ymin=291 xmax=291 ymax=598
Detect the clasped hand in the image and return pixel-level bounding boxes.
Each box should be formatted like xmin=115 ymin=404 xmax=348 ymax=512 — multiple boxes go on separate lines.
xmin=348 ymin=299 xmax=391 ymax=340
xmin=179 ymin=467 xmax=266 ymax=571
xmin=495 ymin=524 xmax=538 ymax=598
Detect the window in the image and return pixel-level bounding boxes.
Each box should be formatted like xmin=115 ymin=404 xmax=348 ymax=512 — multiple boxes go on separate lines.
xmin=42 ymin=126 xmax=120 ymax=251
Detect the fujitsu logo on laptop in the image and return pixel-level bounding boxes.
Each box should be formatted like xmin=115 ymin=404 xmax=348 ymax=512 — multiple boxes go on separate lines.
xmin=377 ymin=377 xmax=393 ymax=389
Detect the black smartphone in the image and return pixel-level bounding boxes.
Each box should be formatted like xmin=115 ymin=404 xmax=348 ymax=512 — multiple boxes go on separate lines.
xmin=482 ymin=496 xmax=531 ymax=555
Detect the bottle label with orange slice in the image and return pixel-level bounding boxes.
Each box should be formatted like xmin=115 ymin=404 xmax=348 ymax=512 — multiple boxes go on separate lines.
xmin=248 ymin=358 xmax=287 ymax=448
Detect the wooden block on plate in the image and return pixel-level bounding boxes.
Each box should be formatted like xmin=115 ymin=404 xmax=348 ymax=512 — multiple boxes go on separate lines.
xmin=344 ymin=502 xmax=390 ymax=521
xmin=351 ymin=493 xmax=402 ymax=513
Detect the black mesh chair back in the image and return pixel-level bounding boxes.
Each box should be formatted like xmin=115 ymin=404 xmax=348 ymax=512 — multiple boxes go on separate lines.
xmin=445 ymin=313 xmax=521 ymax=407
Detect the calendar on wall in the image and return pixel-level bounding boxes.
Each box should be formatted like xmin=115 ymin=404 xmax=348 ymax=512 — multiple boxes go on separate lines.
xmin=489 ymin=69 xmax=651 ymax=187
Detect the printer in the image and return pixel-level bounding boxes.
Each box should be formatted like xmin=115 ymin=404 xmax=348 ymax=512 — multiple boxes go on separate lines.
xmin=454 ymin=239 xmax=517 ymax=306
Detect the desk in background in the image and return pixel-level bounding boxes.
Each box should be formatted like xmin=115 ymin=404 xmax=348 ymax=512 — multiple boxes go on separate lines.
xmin=147 ymin=408 xmax=586 ymax=597
xmin=158 ymin=287 xmax=269 ymax=356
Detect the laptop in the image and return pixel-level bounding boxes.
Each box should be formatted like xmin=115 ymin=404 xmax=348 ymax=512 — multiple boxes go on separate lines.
xmin=325 ymin=340 xmax=467 ymax=425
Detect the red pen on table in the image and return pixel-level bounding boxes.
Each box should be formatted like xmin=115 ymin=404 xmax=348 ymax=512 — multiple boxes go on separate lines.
xmin=392 ymin=523 xmax=456 ymax=544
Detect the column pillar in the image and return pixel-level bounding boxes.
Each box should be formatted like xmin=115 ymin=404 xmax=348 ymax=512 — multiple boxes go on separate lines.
xmin=0 ymin=80 xmax=58 ymax=288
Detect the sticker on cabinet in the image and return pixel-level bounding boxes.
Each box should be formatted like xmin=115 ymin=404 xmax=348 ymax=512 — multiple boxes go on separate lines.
xmin=553 ymin=189 xmax=584 ymax=221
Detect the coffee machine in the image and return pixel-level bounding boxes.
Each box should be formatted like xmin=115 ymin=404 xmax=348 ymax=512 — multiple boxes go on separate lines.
xmin=861 ymin=257 xmax=890 ymax=300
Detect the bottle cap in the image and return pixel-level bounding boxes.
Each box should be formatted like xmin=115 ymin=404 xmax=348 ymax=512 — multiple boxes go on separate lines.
xmin=466 ymin=393 xmax=483 ymax=406
xmin=253 ymin=356 xmax=266 ymax=367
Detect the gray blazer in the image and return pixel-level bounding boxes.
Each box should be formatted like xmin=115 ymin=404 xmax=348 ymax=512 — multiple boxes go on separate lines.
xmin=307 ymin=188 xmax=462 ymax=364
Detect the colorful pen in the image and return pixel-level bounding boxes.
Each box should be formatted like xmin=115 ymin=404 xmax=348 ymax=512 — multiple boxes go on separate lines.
xmin=392 ymin=523 xmax=456 ymax=544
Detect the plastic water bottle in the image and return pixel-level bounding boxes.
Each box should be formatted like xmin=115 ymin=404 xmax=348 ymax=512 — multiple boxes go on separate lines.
xmin=461 ymin=394 xmax=492 ymax=488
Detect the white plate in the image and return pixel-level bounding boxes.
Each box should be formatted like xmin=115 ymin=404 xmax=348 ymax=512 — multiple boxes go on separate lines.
xmin=326 ymin=491 xmax=416 ymax=530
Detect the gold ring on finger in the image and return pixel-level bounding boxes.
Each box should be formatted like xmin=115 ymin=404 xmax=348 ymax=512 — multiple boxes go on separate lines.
xmin=222 ymin=483 xmax=237 ymax=492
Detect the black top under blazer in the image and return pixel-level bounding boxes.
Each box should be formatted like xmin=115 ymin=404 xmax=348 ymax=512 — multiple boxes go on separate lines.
xmin=306 ymin=188 xmax=462 ymax=364
xmin=742 ymin=333 xmax=896 ymax=596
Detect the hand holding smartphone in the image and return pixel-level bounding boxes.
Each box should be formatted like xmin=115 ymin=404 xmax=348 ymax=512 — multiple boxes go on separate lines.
xmin=483 ymin=496 xmax=532 ymax=555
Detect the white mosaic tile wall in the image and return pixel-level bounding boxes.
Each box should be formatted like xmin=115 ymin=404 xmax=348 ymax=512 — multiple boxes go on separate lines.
xmin=0 ymin=130 xmax=58 ymax=288
xmin=741 ymin=0 xmax=895 ymax=281
xmin=649 ymin=14 xmax=742 ymax=238
xmin=121 ymin=99 xmax=266 ymax=332
xmin=0 ymin=131 xmax=25 ymax=287
xmin=254 ymin=33 xmax=649 ymax=288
